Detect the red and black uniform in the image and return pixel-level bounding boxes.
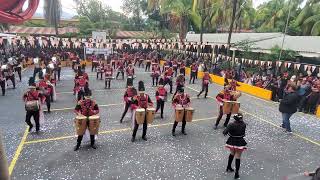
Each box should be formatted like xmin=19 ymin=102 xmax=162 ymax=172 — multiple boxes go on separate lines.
xmin=197 ymin=73 xmax=211 ymax=98
xmin=229 ymin=80 xmax=240 ymax=91
xmin=215 ymin=90 xmax=236 ymax=128
xmin=162 ymin=61 xmax=170 ymax=72
xmin=96 ymin=60 xmax=104 ymax=80
xmin=74 ymin=99 xmax=99 ymax=149
xmin=179 ymin=62 xmax=186 ymax=76
xmin=164 ymin=68 xmax=174 ymax=93
xmin=172 ymin=93 xmax=191 ymax=135
xmin=126 ymin=66 xmax=135 ymax=77
xmin=151 ymin=64 xmax=161 ymax=86
xmin=91 ymin=55 xmax=98 ymax=72
xmin=104 ymin=65 xmax=113 ymax=89
xmin=116 ymin=60 xmax=125 ymax=80
xmin=145 ymin=59 xmax=151 ymax=72
xmin=120 ymin=87 xmax=138 ymax=123
xmin=0 ymin=69 xmax=5 ymax=96
xmin=23 ymin=89 xmax=45 ymax=132
xmin=38 ymin=80 xmax=53 ymax=112
xmin=189 ymin=63 xmax=198 ymax=84
xmin=172 ymin=60 xmax=178 ymax=77
xmin=131 ymin=94 xmax=153 ymax=140
xmin=74 ymin=75 xmax=89 ymax=101
xmin=54 ymin=59 xmax=61 ymax=81
xmin=4 ymin=65 xmax=15 ymax=89
xmin=155 ymin=86 xmax=167 ymax=118
xmin=173 ymin=75 xmax=185 ymax=97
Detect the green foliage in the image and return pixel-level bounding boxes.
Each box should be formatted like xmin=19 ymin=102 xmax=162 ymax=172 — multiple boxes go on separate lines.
xmin=287 ymin=20 xmax=302 ymax=35
xmin=234 ymin=39 xmax=255 ymax=59
xmin=260 ymin=45 xmax=300 ymax=61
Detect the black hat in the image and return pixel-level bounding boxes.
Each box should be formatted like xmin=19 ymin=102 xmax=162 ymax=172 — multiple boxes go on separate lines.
xmin=138 ymin=81 xmax=145 ymax=92
xmin=127 ymin=78 xmax=133 ymax=87
xmin=233 ymin=113 xmax=243 ymax=121
xmin=158 ymin=78 xmax=164 ymax=86
xmin=84 ymin=90 xmax=92 ymax=98
xmin=178 ymin=87 xmax=184 ymax=93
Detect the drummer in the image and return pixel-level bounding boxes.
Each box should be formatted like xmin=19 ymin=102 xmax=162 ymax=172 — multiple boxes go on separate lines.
xmin=214 ymin=86 xmax=236 ymax=129
xmin=164 ymin=67 xmax=174 ymax=94
xmin=104 ymin=63 xmax=113 ymax=89
xmin=120 ymin=78 xmax=137 ymax=123
xmin=96 ymin=59 xmax=104 ymax=80
xmin=172 ymin=88 xmax=191 ymax=136
xmin=173 ymin=74 xmax=185 ymax=99
xmin=23 ymin=85 xmax=45 ymax=133
xmin=197 ymin=71 xmax=211 ymax=98
xmin=4 ymin=64 xmax=16 ymax=89
xmin=131 ymin=81 xmax=153 ymax=142
xmin=74 ymin=90 xmax=99 ymax=151
xmin=126 ymin=63 xmax=135 ymax=83
xmin=155 ymin=78 xmax=167 ymax=119
xmin=223 ymin=113 xmax=247 ymax=179
xmin=116 ymin=59 xmax=125 ymax=80
xmin=38 ymin=76 xmax=53 ymax=113
xmin=151 ymin=63 xmax=161 ymax=86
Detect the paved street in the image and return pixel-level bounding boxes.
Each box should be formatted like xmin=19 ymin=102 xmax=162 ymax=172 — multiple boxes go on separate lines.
xmin=1 ymin=65 xmax=319 ymax=180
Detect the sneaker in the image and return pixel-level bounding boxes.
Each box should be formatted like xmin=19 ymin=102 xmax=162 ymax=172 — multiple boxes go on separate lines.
xmin=74 ymin=145 xmax=80 ymax=151
xmin=91 ymin=144 xmax=97 ymax=149
xmin=142 ymin=136 xmax=147 ymax=141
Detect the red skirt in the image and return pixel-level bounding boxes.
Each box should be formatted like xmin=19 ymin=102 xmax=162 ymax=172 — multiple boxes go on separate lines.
xmin=225 ymin=144 xmax=247 ymax=152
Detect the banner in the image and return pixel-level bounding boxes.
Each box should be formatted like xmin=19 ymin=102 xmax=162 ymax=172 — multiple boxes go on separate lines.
xmin=85 ymin=47 xmax=112 ymax=55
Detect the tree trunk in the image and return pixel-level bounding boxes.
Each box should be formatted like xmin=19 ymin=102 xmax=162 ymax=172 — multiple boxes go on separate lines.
xmin=227 ymin=0 xmax=237 ymax=56
xmin=179 ymin=16 xmax=188 ymax=42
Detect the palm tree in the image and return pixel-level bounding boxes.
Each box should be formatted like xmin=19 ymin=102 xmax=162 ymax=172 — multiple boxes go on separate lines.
xmin=44 ymin=0 xmax=62 ymax=35
xmin=227 ymin=0 xmax=238 ymax=55
xmin=296 ymin=0 xmax=320 ymax=35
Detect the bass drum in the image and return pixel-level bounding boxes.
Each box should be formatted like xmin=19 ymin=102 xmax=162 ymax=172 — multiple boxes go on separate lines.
xmin=135 ymin=108 xmax=145 ymax=124
xmin=184 ymin=107 xmax=194 ymax=122
xmin=146 ymin=108 xmax=156 ymax=124
xmin=175 ymin=107 xmax=184 ymax=122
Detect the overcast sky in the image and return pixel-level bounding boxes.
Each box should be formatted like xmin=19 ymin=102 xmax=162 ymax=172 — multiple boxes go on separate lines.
xmin=34 ymin=0 xmax=270 ymax=16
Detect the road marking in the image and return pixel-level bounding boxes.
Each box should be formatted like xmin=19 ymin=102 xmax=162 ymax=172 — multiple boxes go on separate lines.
xmin=8 ymin=127 xmax=29 ymax=175
xmin=186 ymin=85 xmax=320 ymax=147
xmin=24 ymin=117 xmax=216 ymax=145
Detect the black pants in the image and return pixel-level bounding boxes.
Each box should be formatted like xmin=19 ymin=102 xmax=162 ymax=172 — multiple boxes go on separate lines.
xmin=105 ymin=79 xmax=111 ymax=89
xmin=132 ymin=116 xmax=147 ymax=139
xmin=138 ymin=61 xmax=143 ymax=68
xmin=33 ymin=67 xmax=41 ymax=79
xmin=197 ymin=84 xmax=208 ymax=97
xmin=91 ymin=62 xmax=97 ymax=72
xmin=6 ymin=75 xmax=15 ymax=88
xmin=112 ymin=62 xmax=116 ymax=69
xmin=190 ymin=72 xmax=196 ymax=84
xmin=76 ymin=134 xmax=95 ymax=146
xmin=25 ymin=110 xmax=40 ymax=131
xmin=97 ymin=72 xmax=103 ymax=80
xmin=77 ymin=90 xmax=85 ymax=101
xmin=145 ymin=63 xmax=151 ymax=71
xmin=298 ymin=95 xmax=307 ymax=111
xmin=54 ymin=67 xmax=61 ymax=81
xmin=164 ymin=79 xmax=173 ymax=93
xmin=14 ymin=67 xmax=22 ymax=81
xmin=45 ymin=94 xmax=51 ymax=112
xmin=152 ymin=76 xmax=159 ymax=86
xmin=180 ymin=69 xmax=185 ymax=76
xmin=172 ymin=115 xmax=186 ymax=133
xmin=215 ymin=106 xmax=231 ymax=127
xmin=0 ymin=80 xmax=5 ymax=96
xmin=116 ymin=71 xmax=124 ymax=80
xmin=72 ymin=62 xmax=76 ymax=70
xmin=120 ymin=102 xmax=132 ymax=121
xmin=173 ymin=67 xmax=178 ymax=77
xmin=156 ymin=100 xmax=165 ymax=118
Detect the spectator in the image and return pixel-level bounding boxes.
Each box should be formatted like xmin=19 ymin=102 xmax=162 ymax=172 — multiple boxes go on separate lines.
xmin=279 ymin=84 xmax=300 ymax=133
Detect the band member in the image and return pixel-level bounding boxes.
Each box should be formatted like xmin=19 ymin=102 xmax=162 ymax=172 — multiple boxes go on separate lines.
xmin=214 ymin=86 xmax=236 ymax=129
xmin=74 ymin=90 xmax=99 ymax=151
xmin=151 ymin=63 xmax=161 ymax=86
xmin=104 ymin=64 xmax=113 ymax=89
xmin=91 ymin=54 xmax=98 ymax=72
xmin=172 ymin=59 xmax=178 ymax=77
xmin=164 ymin=67 xmax=174 ymax=94
xmin=116 ymin=59 xmax=125 ymax=80
xmin=223 ymin=113 xmax=247 ymax=179
xmin=173 ymin=74 xmax=185 ymax=98
xmin=111 ymin=59 xmax=116 ymax=69
xmin=38 ymin=77 xmax=53 ymax=113
xmin=14 ymin=58 xmax=22 ymax=82
xmin=120 ymin=79 xmax=137 ymax=123
xmin=172 ymin=88 xmax=191 ymax=136
xmin=229 ymin=79 xmax=240 ymax=91
xmin=4 ymin=64 xmax=15 ymax=89
xmin=53 ymin=57 xmax=61 ymax=81
xmin=145 ymin=59 xmax=151 ymax=72
xmin=0 ymin=68 xmax=6 ymax=96
xmin=155 ymin=78 xmax=167 ymax=119
xmin=33 ymin=57 xmax=42 ymax=79
xmin=189 ymin=62 xmax=198 ymax=84
xmin=23 ymin=86 xmax=45 ymax=133
xmin=197 ymin=71 xmax=211 ymax=98
xmin=131 ymin=81 xmax=153 ymax=142
xmin=162 ymin=61 xmax=170 ymax=72
xmin=96 ymin=59 xmax=104 ymax=80
xmin=74 ymin=73 xmax=89 ymax=101
xmin=179 ymin=61 xmax=186 ymax=76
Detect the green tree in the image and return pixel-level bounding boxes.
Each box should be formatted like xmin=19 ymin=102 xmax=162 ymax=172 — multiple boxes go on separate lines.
xmin=121 ymin=0 xmax=147 ymax=31
xmin=296 ymin=0 xmax=320 ymax=35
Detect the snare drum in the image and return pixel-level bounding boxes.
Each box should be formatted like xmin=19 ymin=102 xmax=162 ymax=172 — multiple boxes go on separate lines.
xmin=175 ymin=107 xmax=184 ymax=122
xmin=135 ymin=108 xmax=145 ymax=124
xmin=146 ymin=108 xmax=156 ymax=124
xmin=25 ymin=100 xmax=40 ymax=111
xmin=88 ymin=115 xmax=101 ymax=135
xmin=184 ymin=107 xmax=194 ymax=122
xmin=74 ymin=115 xmax=87 ymax=135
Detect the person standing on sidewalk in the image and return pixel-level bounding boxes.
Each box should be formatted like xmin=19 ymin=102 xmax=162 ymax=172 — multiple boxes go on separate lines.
xmin=279 ymin=84 xmax=300 ymax=133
